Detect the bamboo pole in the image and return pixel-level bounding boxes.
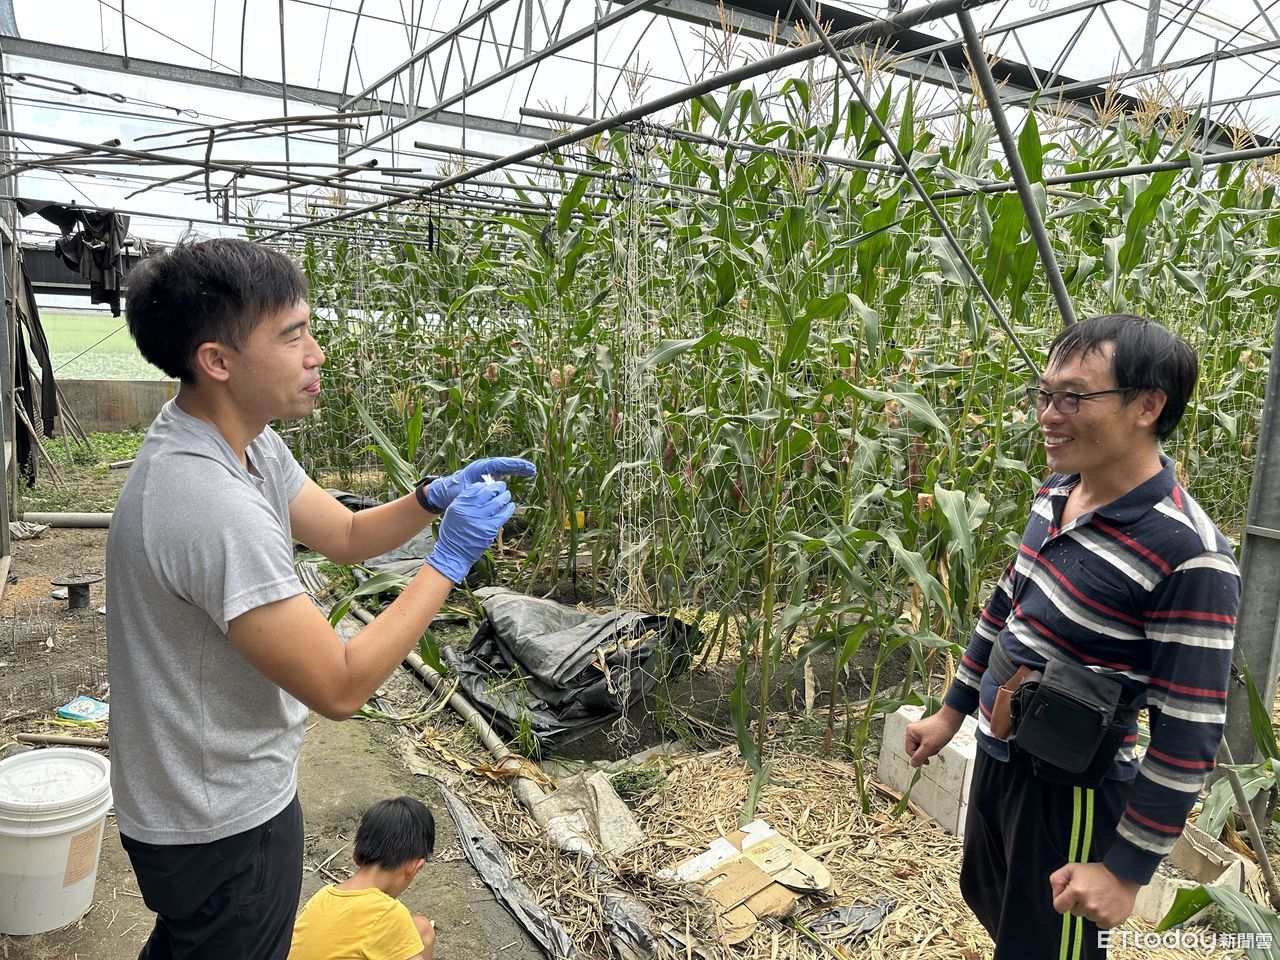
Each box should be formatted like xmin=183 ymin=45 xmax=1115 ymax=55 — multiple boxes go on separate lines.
xmin=16 ymin=733 xmax=107 ymax=747
xmin=14 ymin=402 xmax=62 ymax=487
xmin=1216 ymin=740 xmax=1280 ymax=910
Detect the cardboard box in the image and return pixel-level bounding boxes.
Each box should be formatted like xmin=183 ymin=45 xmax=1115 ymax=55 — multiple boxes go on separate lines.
xmin=664 ymin=819 xmax=833 ymax=944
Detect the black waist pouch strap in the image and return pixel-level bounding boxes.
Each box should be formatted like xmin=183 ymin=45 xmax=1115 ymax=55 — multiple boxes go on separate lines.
xmin=1011 ymin=659 xmax=1132 ymax=787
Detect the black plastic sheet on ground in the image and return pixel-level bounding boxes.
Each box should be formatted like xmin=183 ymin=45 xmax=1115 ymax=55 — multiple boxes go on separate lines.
xmin=440 ymin=588 xmax=696 ymax=750
xmin=440 ymin=788 xmax=576 ymax=959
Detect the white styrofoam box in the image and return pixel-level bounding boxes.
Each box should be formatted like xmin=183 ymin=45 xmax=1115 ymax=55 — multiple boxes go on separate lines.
xmin=1133 ymin=824 xmax=1262 ymax=924
xmin=1133 ymin=859 xmax=1248 ymax=925
xmin=877 ymin=704 xmax=979 ymax=836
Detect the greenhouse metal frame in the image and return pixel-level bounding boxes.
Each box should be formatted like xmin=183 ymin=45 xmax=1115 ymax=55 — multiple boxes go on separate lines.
xmin=0 ymin=0 xmax=1278 ymax=770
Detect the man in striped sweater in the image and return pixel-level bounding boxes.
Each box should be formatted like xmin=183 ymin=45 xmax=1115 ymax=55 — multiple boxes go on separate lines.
xmin=905 ymin=314 xmax=1240 ymax=959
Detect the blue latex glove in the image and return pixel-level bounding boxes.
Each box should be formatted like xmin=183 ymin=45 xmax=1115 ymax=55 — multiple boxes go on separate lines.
xmin=425 ymin=481 xmax=515 ymax=584
xmin=424 ymin=457 xmax=536 ymax=513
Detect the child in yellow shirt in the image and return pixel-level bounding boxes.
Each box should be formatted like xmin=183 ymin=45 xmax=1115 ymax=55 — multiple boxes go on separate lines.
xmin=289 ymin=796 xmax=436 ymax=960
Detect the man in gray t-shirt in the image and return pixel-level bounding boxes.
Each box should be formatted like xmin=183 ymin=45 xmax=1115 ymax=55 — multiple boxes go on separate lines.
xmin=107 ymin=238 xmax=534 ymax=960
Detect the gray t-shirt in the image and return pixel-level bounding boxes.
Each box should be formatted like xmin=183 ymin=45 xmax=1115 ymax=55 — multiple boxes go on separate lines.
xmin=106 ymin=400 xmax=308 ymax=844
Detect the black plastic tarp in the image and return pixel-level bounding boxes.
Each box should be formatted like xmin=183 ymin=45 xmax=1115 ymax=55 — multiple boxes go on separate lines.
xmin=440 ymin=589 xmax=696 ymax=750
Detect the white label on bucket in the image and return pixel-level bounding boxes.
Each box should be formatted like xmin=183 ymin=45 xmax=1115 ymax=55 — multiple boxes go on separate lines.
xmin=63 ymin=822 xmax=102 ymax=887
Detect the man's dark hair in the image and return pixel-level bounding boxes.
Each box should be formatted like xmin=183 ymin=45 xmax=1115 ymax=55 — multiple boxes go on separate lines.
xmin=1046 ymin=313 xmax=1197 ymax=440
xmin=125 ymin=237 xmax=308 ymax=383
xmin=352 ymin=796 xmax=436 ymax=870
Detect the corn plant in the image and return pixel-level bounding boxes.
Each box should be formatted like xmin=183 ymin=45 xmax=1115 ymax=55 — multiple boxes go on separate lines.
xmin=285 ymin=72 xmax=1278 ymax=796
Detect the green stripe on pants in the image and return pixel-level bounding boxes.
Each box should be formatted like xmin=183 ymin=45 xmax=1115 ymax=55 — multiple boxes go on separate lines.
xmin=1058 ymin=787 xmax=1092 ymax=960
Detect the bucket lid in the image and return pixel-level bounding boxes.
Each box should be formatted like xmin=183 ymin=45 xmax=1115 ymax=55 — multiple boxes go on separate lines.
xmin=0 ymin=748 xmax=111 ymax=816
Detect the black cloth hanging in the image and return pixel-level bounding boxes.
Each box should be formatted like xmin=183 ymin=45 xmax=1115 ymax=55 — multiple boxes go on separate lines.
xmin=12 ymin=254 xmax=58 ymax=485
xmin=16 ymin=198 xmax=131 ymax=316
xmin=14 ymin=257 xmax=58 ymax=436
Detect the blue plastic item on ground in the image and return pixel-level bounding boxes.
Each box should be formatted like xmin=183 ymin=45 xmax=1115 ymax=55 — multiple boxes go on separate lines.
xmin=56 ymin=696 xmax=108 ymax=722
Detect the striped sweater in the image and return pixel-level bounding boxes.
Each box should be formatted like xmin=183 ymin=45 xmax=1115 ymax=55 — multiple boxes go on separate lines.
xmin=943 ymin=457 xmax=1240 ymax=884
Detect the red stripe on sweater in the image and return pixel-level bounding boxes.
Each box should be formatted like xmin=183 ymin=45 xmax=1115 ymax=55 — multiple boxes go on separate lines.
xmin=1146 ymin=676 xmax=1227 ymax=700
xmin=1146 ymin=746 xmax=1215 ymax=770
xmin=1145 ymin=609 xmax=1237 ymax=624
xmin=1011 ymin=604 xmax=1136 ymax=671
xmin=1020 ymin=545 xmax=1144 ymax=627
xmin=1124 ymin=806 xmax=1183 ymax=835
xmin=1092 ymin=519 xmax=1173 ymax=576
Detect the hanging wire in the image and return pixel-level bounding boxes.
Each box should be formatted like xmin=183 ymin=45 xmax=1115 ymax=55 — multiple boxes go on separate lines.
xmin=614 ymin=119 xmax=659 ymax=611
xmin=55 ymin=323 xmax=130 ymax=375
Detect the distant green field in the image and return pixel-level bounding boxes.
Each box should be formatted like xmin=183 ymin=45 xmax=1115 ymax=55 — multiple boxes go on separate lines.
xmin=39 ymin=312 xmax=167 ymax=380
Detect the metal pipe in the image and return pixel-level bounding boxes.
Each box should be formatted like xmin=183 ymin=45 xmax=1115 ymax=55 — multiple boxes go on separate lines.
xmin=0 ymin=129 xmax=417 ymax=200
xmin=384 ymin=166 xmax=712 ymax=202
xmin=793 ymin=0 xmax=1039 ymax=377
xmin=260 ymin=0 xmax=1002 ymax=239
xmin=404 ymin=651 xmax=545 ymax=810
xmin=522 ymin=104 xmax=1082 ymax=202
xmin=1203 ymin=38 xmax=1220 ymax=152
xmin=338 ymin=589 xmax=547 ymax=810
xmin=1227 ymin=300 xmax=1280 ymax=778
xmin=133 ymin=111 xmax=376 ymax=145
xmin=958 ymin=10 xmax=1076 ymax=327
xmin=278 ymin=0 xmax=293 ymax=215
xmin=926 ymin=145 xmax=1280 ymax=200
xmin=521 ymin=105 xmax=902 ymax=174
xmin=0 ymin=193 xmax=491 ymax=241
xmin=16 ymin=733 xmax=107 ymax=747
xmin=24 ymin=512 xmax=111 ymax=527
xmin=412 ymin=137 xmax=712 ymax=200
xmin=302 ymin=190 xmax=553 ymax=218
xmin=1142 ymin=0 xmax=1162 ymax=70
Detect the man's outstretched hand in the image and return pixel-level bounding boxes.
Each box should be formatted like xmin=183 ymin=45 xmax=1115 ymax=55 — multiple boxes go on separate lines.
xmin=424 ymin=481 xmax=516 ymax=584
xmin=423 ymin=457 xmax=536 ymax=513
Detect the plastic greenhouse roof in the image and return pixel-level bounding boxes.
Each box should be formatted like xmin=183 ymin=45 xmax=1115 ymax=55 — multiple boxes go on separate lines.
xmin=1 ymin=0 xmax=1278 ymax=241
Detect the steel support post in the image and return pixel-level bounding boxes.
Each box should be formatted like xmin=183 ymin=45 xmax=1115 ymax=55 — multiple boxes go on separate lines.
xmin=1226 ymin=302 xmax=1280 ymax=772
xmin=958 ymin=11 xmax=1076 ymax=327
xmin=1142 ymin=0 xmax=1162 ymax=69
xmin=1 ymin=218 xmax=12 ymax=551
xmin=0 ymin=40 xmax=14 ymax=557
xmin=792 ymin=0 xmax=1039 ymax=375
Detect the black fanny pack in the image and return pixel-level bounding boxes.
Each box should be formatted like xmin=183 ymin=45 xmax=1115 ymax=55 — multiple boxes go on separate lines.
xmin=1009 ymin=657 xmax=1136 ymax=788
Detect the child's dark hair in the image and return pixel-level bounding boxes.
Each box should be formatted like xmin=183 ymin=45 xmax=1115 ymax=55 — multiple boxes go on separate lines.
xmin=352 ymin=796 xmax=436 ymax=869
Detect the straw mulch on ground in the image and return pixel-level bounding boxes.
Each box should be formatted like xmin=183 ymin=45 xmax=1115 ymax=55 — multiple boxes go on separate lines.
xmin=406 ymin=712 xmax=1244 ymax=960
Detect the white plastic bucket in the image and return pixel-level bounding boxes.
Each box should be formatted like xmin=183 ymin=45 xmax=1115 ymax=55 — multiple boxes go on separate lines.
xmin=0 ymin=748 xmax=113 ymax=935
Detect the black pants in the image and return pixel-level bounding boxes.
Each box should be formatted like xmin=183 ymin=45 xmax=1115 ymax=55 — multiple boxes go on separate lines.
xmin=120 ymin=795 xmax=303 ymax=960
xmin=961 ymin=750 xmax=1131 ymax=960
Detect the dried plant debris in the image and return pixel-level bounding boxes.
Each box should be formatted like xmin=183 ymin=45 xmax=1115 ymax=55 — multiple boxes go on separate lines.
xmin=410 ymin=720 xmax=1237 ymax=959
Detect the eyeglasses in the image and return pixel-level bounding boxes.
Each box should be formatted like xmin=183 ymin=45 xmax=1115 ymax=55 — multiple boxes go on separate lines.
xmin=1023 ymin=386 xmax=1133 ymax=415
